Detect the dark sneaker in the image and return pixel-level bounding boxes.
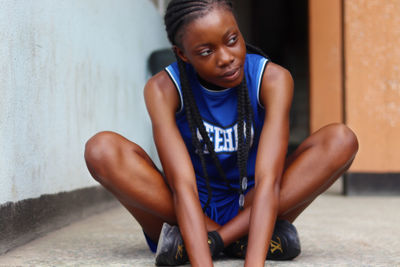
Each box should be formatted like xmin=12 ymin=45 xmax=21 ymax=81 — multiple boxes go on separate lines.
xmin=155 ymin=223 xmax=188 ymax=266
xmin=223 ymin=220 xmax=301 ymax=261
xmin=207 ymin=231 xmax=225 ymax=258
xmin=223 ymin=235 xmax=248 ymax=258
xmin=267 ymin=220 xmax=301 ymax=260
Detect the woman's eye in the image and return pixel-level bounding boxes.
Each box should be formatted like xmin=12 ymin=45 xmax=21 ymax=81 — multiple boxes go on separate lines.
xmin=227 ymin=36 xmax=237 ymax=45
xmin=199 ymin=49 xmax=212 ymax=56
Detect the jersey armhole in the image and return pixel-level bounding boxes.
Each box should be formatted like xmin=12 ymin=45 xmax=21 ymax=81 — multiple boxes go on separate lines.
xmin=164 ymin=67 xmax=184 ymax=114
xmin=256 ymin=58 xmax=269 ymax=109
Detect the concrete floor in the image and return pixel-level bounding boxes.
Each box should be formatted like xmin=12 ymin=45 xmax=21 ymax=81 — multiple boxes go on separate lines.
xmin=1 ymin=188 xmax=400 ymax=267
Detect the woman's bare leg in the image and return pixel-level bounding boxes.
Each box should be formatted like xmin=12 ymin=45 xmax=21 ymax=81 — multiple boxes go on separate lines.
xmin=84 ymin=131 xmax=176 ymax=242
xmin=277 ymin=123 xmax=358 ymax=221
xmin=84 ymin=131 xmax=220 ymax=243
xmin=85 ymin=123 xmax=358 ymax=248
xmin=217 ymin=123 xmax=358 ymax=245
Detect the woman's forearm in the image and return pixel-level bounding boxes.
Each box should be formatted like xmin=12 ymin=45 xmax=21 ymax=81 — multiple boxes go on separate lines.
xmin=245 ymin=182 xmax=280 ymax=267
xmin=174 ymin=186 xmax=213 ymax=267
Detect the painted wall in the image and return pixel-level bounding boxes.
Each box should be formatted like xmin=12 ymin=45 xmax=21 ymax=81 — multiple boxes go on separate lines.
xmin=309 ymin=0 xmax=343 ymax=132
xmin=309 ymin=0 xmax=400 ymax=173
xmin=345 ymin=0 xmax=400 ymax=172
xmin=151 ymin=0 xmax=171 ymax=14
xmin=0 ymin=0 xmax=169 ymax=204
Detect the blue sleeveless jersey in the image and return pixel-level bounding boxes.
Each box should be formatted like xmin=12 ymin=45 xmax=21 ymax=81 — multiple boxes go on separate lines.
xmin=165 ymin=54 xmax=268 ymax=224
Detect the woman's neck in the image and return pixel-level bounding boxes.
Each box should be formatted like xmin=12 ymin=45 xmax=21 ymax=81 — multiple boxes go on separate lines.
xmin=197 ymin=75 xmax=229 ymax=91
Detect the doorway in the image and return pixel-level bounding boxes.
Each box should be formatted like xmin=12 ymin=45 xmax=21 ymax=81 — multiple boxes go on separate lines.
xmin=234 ymin=0 xmax=310 ymax=151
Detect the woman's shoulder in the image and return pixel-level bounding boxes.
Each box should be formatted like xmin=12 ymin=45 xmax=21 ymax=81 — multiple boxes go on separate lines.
xmin=263 ymin=62 xmax=293 ymax=88
xmin=146 ymin=70 xmax=174 ymax=90
xmin=144 ymin=70 xmax=180 ymax=113
xmin=258 ymin=62 xmax=293 ymax=108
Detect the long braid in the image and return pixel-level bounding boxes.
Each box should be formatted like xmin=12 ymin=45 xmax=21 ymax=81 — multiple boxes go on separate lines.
xmin=236 ymin=77 xmax=254 ymax=209
xmin=174 ymin=52 xmax=213 ymax=210
xmin=164 ymin=0 xmax=263 ymax=211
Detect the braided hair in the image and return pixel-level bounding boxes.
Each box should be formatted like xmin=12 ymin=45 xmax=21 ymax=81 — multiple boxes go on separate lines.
xmin=164 ymin=0 xmax=267 ymax=211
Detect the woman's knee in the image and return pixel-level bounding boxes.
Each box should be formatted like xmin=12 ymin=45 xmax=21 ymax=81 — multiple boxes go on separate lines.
xmin=84 ymin=131 xmax=142 ymax=178
xmin=85 ymin=131 xmax=119 ymax=166
xmin=323 ymin=123 xmax=359 ymax=159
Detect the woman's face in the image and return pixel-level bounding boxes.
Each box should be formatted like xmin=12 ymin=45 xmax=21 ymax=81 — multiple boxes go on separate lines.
xmin=176 ymin=7 xmax=246 ymax=89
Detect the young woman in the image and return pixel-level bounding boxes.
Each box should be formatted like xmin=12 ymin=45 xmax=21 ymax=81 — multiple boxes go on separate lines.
xmin=84 ymin=1 xmax=358 ymax=266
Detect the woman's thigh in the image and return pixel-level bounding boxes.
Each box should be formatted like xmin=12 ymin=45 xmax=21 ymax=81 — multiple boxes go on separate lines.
xmin=277 ymin=123 xmax=358 ymax=219
xmin=244 ymin=123 xmax=358 ymax=221
xmin=84 ymin=131 xmax=177 ymax=241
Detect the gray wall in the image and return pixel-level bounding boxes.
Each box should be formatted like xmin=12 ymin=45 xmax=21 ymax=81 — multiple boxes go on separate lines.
xmin=0 ymin=0 xmax=169 ymax=205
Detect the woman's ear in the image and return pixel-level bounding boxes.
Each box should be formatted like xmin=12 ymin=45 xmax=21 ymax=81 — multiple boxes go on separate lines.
xmin=174 ymin=45 xmax=189 ymax=63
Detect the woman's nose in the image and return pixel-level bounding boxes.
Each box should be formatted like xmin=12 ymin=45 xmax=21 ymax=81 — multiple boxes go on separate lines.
xmin=217 ymin=47 xmax=234 ymax=67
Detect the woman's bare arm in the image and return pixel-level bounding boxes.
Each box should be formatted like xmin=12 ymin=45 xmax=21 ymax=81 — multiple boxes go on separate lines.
xmin=245 ymin=62 xmax=294 ymax=267
xmin=144 ymin=71 xmax=213 ymax=267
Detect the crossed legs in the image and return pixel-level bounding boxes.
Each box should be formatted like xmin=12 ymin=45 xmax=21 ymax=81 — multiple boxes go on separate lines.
xmin=84 ymin=123 xmax=358 ymax=246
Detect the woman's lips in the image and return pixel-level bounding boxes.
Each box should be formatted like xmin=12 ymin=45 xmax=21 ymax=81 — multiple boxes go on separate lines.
xmin=221 ymin=67 xmax=241 ymax=82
